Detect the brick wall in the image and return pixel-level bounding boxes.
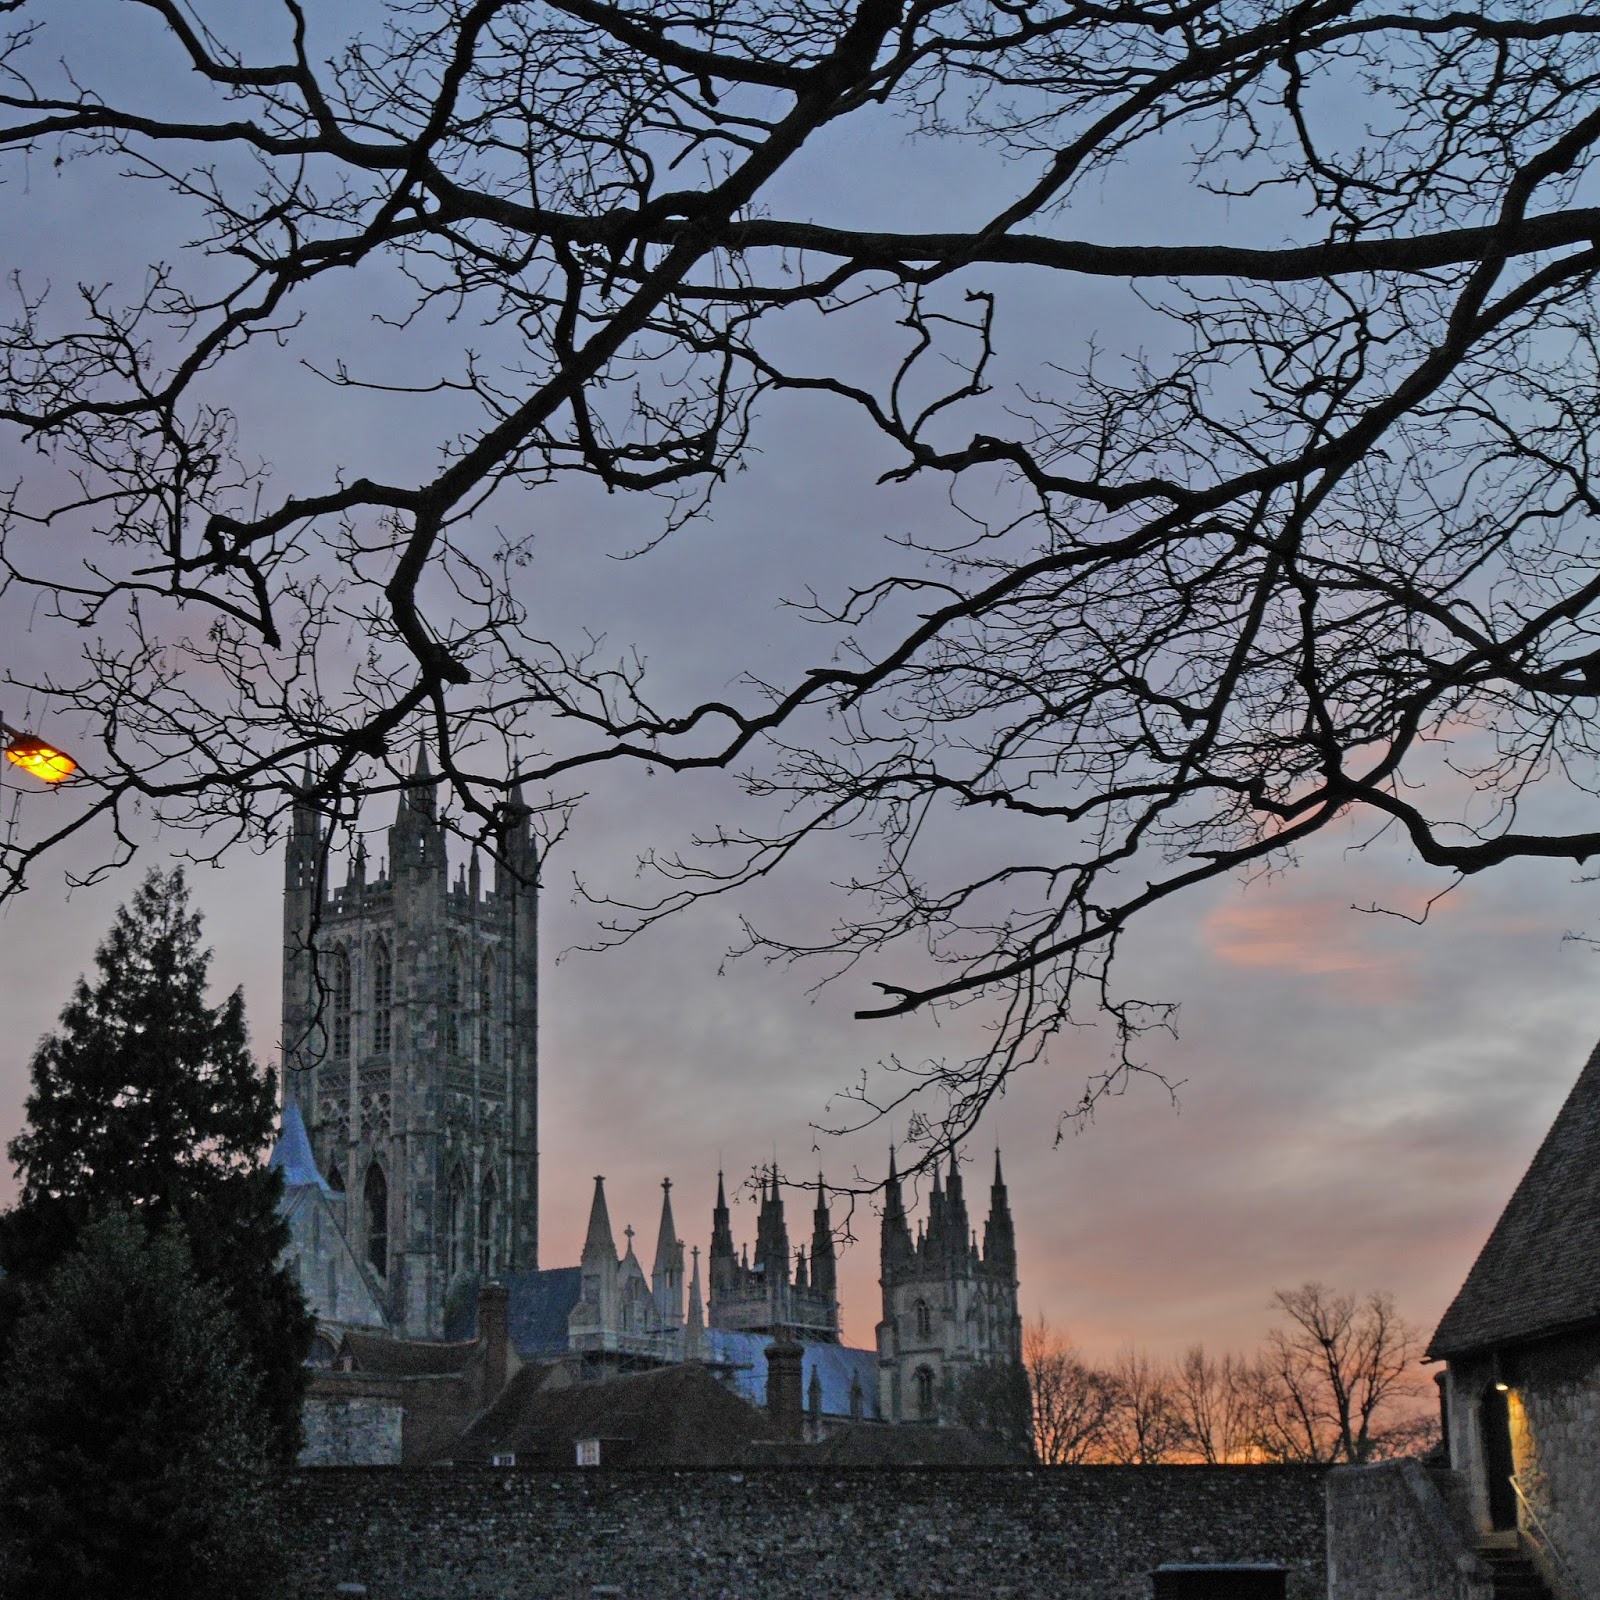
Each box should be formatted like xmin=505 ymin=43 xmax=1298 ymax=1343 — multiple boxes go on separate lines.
xmin=1325 ymin=1461 xmax=1491 ymax=1600
xmin=277 ymin=1464 xmax=1328 ymax=1599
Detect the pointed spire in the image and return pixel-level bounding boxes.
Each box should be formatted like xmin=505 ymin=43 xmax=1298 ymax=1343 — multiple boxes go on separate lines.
xmin=582 ymin=1175 xmax=616 ymax=1262
xmin=623 ymin=1222 xmax=637 ymax=1261
xmin=945 ymin=1147 xmax=970 ymax=1260
xmin=927 ymin=1157 xmax=947 ymax=1259
xmin=810 ymin=1171 xmax=837 ymax=1305
xmin=413 ymin=740 xmax=432 ymax=778
xmin=881 ymin=1146 xmax=913 ymax=1277
xmin=794 ymin=1245 xmax=809 ymax=1293
xmin=983 ymin=1145 xmax=1016 ymax=1273
xmin=685 ymin=1246 xmax=706 ymax=1360
xmin=652 ymin=1178 xmax=685 ymax=1329
xmin=653 ymin=1178 xmax=678 ymax=1273
xmin=755 ymin=1164 xmax=791 ymax=1291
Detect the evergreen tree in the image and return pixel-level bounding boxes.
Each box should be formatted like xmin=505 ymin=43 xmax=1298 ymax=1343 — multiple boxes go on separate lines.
xmin=0 ymin=867 xmax=312 ymax=1464
xmin=0 ymin=1211 xmax=278 ymax=1600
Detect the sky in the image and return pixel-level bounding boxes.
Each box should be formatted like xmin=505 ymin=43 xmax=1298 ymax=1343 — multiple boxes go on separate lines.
xmin=2 ymin=1 xmax=1599 ymax=1374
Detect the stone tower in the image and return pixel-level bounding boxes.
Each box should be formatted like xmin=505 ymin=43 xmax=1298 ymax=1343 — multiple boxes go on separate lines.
xmin=876 ymin=1149 xmax=1024 ymax=1429
xmin=282 ymin=755 xmax=540 ymax=1338
xmin=708 ymin=1168 xmax=841 ymax=1342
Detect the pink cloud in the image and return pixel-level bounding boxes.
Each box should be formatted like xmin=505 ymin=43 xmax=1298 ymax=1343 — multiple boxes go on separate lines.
xmin=1199 ymin=894 xmax=1416 ymax=1001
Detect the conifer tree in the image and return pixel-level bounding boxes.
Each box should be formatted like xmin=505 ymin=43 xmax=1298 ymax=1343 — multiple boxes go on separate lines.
xmin=0 ymin=1211 xmax=277 ymax=1600
xmin=0 ymin=867 xmax=312 ymax=1464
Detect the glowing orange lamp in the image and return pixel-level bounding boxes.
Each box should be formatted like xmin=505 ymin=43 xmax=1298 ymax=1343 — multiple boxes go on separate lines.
xmin=2 ymin=725 xmax=77 ymax=784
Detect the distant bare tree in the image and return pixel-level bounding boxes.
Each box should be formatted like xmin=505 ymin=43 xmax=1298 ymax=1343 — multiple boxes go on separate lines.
xmin=1024 ymin=1316 xmax=1117 ymax=1465
xmin=7 ymin=3 xmax=1600 ymax=1139
xmin=1254 ymin=1283 xmax=1429 ymax=1464
xmin=1172 ymin=1344 xmax=1265 ymax=1465
xmin=1102 ymin=1346 xmax=1187 ymax=1466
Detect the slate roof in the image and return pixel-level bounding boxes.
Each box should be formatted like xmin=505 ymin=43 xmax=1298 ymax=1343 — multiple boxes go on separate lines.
xmin=453 ymin=1361 xmax=769 ymax=1466
xmin=1429 ymin=1034 xmax=1600 ymax=1359
xmin=704 ymin=1330 xmax=882 ymax=1419
xmin=269 ymin=1100 xmax=333 ymax=1195
xmin=443 ymin=1268 xmax=584 ymax=1354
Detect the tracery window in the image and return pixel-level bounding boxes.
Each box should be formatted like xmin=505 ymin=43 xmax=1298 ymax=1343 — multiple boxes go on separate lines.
xmin=915 ymin=1299 xmax=932 ymax=1340
xmin=479 ymin=953 xmax=496 ymax=1065
xmin=446 ymin=943 xmax=463 ymax=1055
xmin=915 ymin=1366 xmax=935 ymax=1418
xmin=372 ymin=939 xmax=392 ymax=1053
xmin=479 ymin=1174 xmax=498 ymax=1278
xmin=331 ymin=947 xmax=352 ymax=1061
xmin=446 ymin=1165 xmax=467 ymax=1281
xmin=364 ymin=1163 xmax=388 ymax=1278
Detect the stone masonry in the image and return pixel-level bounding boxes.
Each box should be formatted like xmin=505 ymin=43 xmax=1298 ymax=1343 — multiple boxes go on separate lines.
xmin=278 ymin=1464 xmax=1329 ymax=1599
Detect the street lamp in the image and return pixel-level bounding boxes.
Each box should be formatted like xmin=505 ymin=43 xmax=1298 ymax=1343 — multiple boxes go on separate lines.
xmin=2 ymin=724 xmax=77 ymax=784
xmin=2 ymin=720 xmax=77 ymax=785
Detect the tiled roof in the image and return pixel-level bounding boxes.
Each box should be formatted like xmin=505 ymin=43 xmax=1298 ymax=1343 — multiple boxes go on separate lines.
xmin=454 ymin=1361 xmax=768 ymax=1466
xmin=1429 ymin=1034 xmax=1600 ymax=1359
xmin=704 ymin=1330 xmax=881 ymax=1419
xmin=342 ymin=1330 xmax=479 ymax=1376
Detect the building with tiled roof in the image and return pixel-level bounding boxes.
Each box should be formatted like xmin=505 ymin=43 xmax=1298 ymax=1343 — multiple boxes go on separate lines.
xmin=1427 ymin=1035 xmax=1600 ymax=1591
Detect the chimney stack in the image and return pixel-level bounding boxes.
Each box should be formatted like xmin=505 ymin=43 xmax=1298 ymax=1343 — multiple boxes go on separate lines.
xmin=480 ymin=1280 xmax=511 ymax=1404
xmin=765 ymin=1336 xmax=805 ymax=1441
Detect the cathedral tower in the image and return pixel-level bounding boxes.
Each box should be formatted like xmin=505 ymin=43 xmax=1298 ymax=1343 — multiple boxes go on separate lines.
xmin=876 ymin=1149 xmax=1024 ymax=1433
xmin=707 ymin=1167 xmax=841 ymax=1342
xmin=282 ymin=757 xmax=539 ymax=1338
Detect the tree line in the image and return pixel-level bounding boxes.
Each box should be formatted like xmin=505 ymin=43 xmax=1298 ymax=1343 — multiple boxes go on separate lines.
xmin=1027 ymin=1284 xmax=1437 ymax=1466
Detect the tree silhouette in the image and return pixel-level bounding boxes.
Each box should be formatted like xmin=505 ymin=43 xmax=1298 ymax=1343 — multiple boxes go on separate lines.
xmin=0 ymin=1211 xmax=278 ymax=1600
xmin=4 ymin=2 xmax=1600 ymax=1135
xmin=0 ymin=867 xmax=312 ymax=1465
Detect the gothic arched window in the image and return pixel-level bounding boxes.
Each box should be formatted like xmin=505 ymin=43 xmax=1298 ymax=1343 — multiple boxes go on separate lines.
xmin=446 ymin=1165 xmax=467 ymax=1281
xmin=915 ymin=1366 xmax=936 ymax=1418
xmin=372 ymin=939 xmax=392 ymax=1053
xmin=445 ymin=943 xmax=463 ymax=1055
xmin=364 ymin=1164 xmax=388 ymax=1278
xmin=327 ymin=1164 xmax=344 ymax=1194
xmin=479 ymin=953 xmax=496 ymax=1065
xmin=479 ymin=1174 xmax=498 ymax=1278
xmin=915 ymin=1299 xmax=932 ymax=1340
xmin=331 ymin=947 xmax=352 ymax=1061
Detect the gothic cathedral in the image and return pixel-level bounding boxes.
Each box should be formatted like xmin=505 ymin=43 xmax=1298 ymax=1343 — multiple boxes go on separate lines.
xmin=282 ymin=754 xmax=539 ymax=1339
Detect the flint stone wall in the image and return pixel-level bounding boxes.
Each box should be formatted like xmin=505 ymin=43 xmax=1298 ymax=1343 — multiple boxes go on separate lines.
xmin=301 ymin=1394 xmax=405 ymax=1468
xmin=1506 ymin=1336 xmax=1600 ymax=1593
xmin=1325 ymin=1461 xmax=1491 ymax=1600
xmin=278 ymin=1463 xmax=1329 ymax=1600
